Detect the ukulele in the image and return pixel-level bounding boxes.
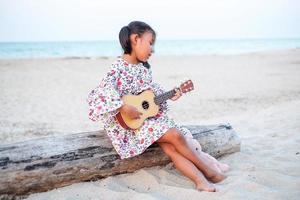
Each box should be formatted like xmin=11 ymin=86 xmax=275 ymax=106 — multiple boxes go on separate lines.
xmin=116 ymin=80 xmax=194 ymax=130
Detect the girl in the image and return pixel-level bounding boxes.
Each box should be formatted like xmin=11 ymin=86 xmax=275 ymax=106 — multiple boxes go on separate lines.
xmin=87 ymin=21 xmax=229 ymax=192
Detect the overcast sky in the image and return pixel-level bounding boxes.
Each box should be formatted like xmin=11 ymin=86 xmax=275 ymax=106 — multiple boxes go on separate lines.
xmin=0 ymin=0 xmax=299 ymax=42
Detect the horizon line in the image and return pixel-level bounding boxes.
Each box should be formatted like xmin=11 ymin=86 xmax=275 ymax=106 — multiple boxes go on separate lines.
xmin=0 ymin=37 xmax=300 ymax=43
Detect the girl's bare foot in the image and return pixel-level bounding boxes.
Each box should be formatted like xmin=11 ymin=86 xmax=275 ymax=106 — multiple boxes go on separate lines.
xmin=193 ymin=171 xmax=217 ymax=192
xmin=196 ymin=182 xmax=217 ymax=192
xmin=212 ymin=163 xmax=222 ymax=174
xmin=208 ymin=172 xmax=227 ymax=183
xmin=218 ymin=163 xmax=230 ymax=173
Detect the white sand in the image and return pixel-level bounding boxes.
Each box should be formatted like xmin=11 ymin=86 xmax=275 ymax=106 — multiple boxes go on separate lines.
xmin=0 ymin=49 xmax=300 ymax=199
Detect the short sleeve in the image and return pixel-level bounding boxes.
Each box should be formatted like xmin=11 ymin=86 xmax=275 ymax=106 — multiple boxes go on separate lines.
xmin=87 ymin=66 xmax=123 ymax=122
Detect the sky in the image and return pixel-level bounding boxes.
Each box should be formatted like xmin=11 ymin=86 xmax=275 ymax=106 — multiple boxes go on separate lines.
xmin=0 ymin=0 xmax=299 ymax=42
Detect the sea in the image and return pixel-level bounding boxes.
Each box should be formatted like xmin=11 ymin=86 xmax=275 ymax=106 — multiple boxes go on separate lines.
xmin=0 ymin=38 xmax=299 ymax=59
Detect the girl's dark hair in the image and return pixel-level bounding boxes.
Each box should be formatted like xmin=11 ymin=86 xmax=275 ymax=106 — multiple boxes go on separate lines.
xmin=119 ymin=21 xmax=156 ymax=55
xmin=119 ymin=21 xmax=156 ymax=69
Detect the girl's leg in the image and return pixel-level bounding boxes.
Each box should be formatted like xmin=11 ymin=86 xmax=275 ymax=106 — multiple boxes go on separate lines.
xmin=202 ymin=152 xmax=230 ymax=173
xmin=158 ymin=142 xmax=216 ymax=192
xmin=185 ymin=137 xmax=222 ymax=173
xmin=185 ymin=137 xmax=230 ymax=173
xmin=157 ymin=128 xmax=226 ymax=183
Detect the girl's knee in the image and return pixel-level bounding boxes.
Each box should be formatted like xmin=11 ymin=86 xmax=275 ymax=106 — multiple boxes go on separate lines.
xmin=159 ymin=143 xmax=176 ymax=155
xmin=169 ymin=128 xmax=186 ymax=144
xmin=159 ymin=128 xmax=185 ymax=144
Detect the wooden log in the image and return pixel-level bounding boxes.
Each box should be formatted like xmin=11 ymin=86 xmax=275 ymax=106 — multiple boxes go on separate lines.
xmin=0 ymin=124 xmax=240 ymax=198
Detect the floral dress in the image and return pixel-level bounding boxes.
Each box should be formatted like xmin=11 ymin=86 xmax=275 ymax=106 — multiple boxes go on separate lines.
xmin=87 ymin=57 xmax=191 ymax=159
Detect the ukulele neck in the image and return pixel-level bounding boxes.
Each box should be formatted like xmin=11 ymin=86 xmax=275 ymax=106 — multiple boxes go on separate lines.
xmin=154 ymin=89 xmax=178 ymax=105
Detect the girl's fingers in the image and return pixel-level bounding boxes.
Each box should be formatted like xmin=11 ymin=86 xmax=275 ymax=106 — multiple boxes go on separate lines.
xmin=171 ymin=87 xmax=182 ymax=101
xmin=176 ymin=90 xmax=182 ymax=97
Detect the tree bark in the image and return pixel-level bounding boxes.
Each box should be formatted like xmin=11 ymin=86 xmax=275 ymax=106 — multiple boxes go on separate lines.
xmin=0 ymin=124 xmax=240 ymax=198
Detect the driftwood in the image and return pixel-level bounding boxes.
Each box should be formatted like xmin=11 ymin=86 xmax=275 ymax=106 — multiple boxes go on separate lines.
xmin=0 ymin=124 xmax=240 ymax=198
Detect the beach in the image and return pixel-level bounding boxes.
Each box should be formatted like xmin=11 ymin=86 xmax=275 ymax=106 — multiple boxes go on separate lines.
xmin=0 ymin=49 xmax=300 ymax=199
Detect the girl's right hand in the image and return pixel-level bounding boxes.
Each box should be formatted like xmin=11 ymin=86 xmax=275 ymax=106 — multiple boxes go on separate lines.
xmin=119 ymin=104 xmax=143 ymax=119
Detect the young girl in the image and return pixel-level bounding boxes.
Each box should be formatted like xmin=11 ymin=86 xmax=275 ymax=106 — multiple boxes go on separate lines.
xmin=87 ymin=21 xmax=229 ymax=192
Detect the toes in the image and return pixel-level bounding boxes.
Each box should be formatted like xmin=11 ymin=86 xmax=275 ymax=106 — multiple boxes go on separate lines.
xmin=222 ymin=164 xmax=230 ymax=172
xmin=196 ymin=184 xmax=217 ymax=192
xmin=199 ymin=187 xmax=217 ymax=192
xmin=208 ymin=187 xmax=217 ymax=192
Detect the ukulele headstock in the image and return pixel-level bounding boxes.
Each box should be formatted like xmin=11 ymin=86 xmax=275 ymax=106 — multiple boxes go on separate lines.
xmin=179 ymin=79 xmax=194 ymax=94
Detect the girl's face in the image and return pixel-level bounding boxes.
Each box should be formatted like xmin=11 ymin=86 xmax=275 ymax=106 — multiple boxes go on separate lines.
xmin=132 ymin=32 xmax=154 ymax=62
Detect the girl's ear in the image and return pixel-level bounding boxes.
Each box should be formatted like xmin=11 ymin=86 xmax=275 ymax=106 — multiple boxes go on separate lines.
xmin=130 ymin=34 xmax=139 ymax=46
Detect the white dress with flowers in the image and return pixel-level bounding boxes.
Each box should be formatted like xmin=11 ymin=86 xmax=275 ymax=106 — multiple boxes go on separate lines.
xmin=87 ymin=58 xmax=190 ymax=159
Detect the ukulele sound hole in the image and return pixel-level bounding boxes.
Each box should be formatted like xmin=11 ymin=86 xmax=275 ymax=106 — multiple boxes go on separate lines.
xmin=142 ymin=101 xmax=149 ymax=110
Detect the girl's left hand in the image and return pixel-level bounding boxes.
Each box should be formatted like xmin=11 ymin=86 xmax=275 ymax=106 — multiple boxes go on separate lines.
xmin=171 ymin=87 xmax=182 ymax=101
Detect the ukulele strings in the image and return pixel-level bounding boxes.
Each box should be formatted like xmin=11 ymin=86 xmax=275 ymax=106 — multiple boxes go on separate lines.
xmin=154 ymin=89 xmax=176 ymax=105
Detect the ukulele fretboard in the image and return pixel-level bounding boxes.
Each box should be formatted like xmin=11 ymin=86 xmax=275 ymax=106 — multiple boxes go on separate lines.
xmin=154 ymin=89 xmax=176 ymax=105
